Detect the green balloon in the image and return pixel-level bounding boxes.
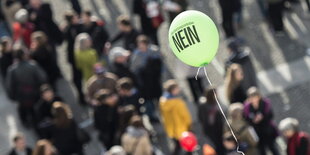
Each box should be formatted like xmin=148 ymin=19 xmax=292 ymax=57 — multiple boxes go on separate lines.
xmin=168 ymin=10 xmax=219 ymax=67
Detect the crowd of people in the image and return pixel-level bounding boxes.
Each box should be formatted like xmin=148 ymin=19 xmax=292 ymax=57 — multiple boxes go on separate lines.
xmin=0 ymin=0 xmax=309 ymax=155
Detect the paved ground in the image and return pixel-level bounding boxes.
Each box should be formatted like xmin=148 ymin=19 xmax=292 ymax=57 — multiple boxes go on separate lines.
xmin=1 ymin=0 xmax=310 ymax=154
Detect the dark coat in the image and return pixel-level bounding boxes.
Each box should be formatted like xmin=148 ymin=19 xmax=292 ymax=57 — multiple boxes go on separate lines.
xmin=8 ymin=147 xmax=32 ymax=155
xmin=109 ymin=62 xmax=136 ymax=82
xmin=31 ymin=46 xmax=61 ymax=85
xmin=168 ymin=0 xmax=188 ymax=22
xmin=198 ymin=103 xmax=225 ymax=155
xmin=34 ymin=96 xmax=62 ymax=126
xmin=41 ymin=120 xmax=83 ymax=155
xmin=6 ymin=61 xmax=47 ymax=105
xmin=94 ymin=103 xmax=119 ymax=149
xmin=225 ymin=51 xmax=257 ymax=90
xmin=119 ymin=89 xmax=142 ymax=114
xmin=27 ymin=3 xmax=63 ymax=45
xmin=230 ymin=84 xmax=247 ymax=104
xmin=0 ymin=51 xmax=13 ymax=79
xmin=244 ymin=98 xmax=278 ymax=142
xmin=63 ymin=24 xmax=81 ymax=65
xmin=133 ymin=0 xmax=156 ymax=35
xmin=80 ymin=21 xmax=109 ymax=55
xmin=111 ymin=29 xmax=140 ymax=52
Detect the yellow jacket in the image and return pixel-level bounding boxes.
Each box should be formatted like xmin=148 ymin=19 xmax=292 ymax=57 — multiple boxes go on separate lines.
xmin=75 ymin=48 xmax=98 ymax=81
xmin=160 ymin=96 xmax=192 ymax=140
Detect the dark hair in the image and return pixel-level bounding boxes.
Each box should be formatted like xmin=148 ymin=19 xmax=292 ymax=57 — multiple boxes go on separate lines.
xmin=13 ymin=133 xmax=24 ymax=143
xmin=0 ymin=37 xmax=11 ymax=53
xmin=40 ymin=84 xmax=53 ymax=94
xmin=117 ymin=77 xmax=133 ymax=91
xmin=83 ymin=10 xmax=92 ymax=17
xmin=163 ymin=79 xmax=178 ymax=93
xmin=136 ymin=35 xmax=150 ymax=45
xmin=117 ymin=15 xmax=131 ymax=26
xmin=13 ymin=48 xmax=26 ymax=60
xmin=95 ymin=89 xmax=113 ymax=102
xmin=223 ymin=132 xmax=236 ymax=143
xmin=205 ymin=88 xmax=216 ymax=105
xmin=52 ymin=102 xmax=72 ymax=128
xmin=129 ymin=115 xmax=144 ymax=128
xmin=64 ymin=11 xmax=75 ymax=23
xmin=31 ymin=31 xmax=48 ymax=48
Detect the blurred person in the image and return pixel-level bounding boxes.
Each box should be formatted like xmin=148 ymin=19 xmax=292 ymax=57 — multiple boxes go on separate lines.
xmin=164 ymin=0 xmax=188 ymax=23
xmin=160 ymin=79 xmax=192 ymax=155
xmin=223 ymin=133 xmax=239 ymax=155
xmin=62 ymin=11 xmax=85 ymax=104
xmin=80 ymin=10 xmax=109 ymax=57
xmin=0 ymin=37 xmax=14 ymax=79
xmin=32 ymin=139 xmax=57 ymax=155
xmin=110 ymin=15 xmax=140 ymax=52
xmin=40 ymin=102 xmax=84 ymax=155
xmin=227 ymin=103 xmax=258 ymax=155
xmin=198 ymin=88 xmax=225 ymax=155
xmin=8 ymin=133 xmax=32 ymax=155
xmin=94 ymin=89 xmax=120 ymax=149
xmin=225 ymin=38 xmax=257 ymax=90
xmin=30 ymin=31 xmax=61 ymax=87
xmin=0 ymin=1 xmax=11 ymax=37
xmin=133 ymin=0 xmax=162 ymax=45
xmin=2 ymin=0 xmax=22 ymax=27
xmin=225 ymin=63 xmax=247 ymax=104
xmin=34 ymin=84 xmax=62 ymax=137
xmin=86 ymin=63 xmax=118 ymax=104
xmin=106 ymin=146 xmax=126 ymax=155
xmin=116 ymin=77 xmax=142 ymax=115
xmin=244 ymin=87 xmax=280 ymax=155
xmin=69 ymin=0 xmax=81 ymax=15
xmin=267 ymin=0 xmax=284 ymax=33
xmin=12 ymin=8 xmax=34 ymax=48
xmin=74 ymin=33 xmax=98 ymax=82
xmin=218 ymin=0 xmax=240 ymax=38
xmin=121 ymin=115 xmax=152 ymax=155
xmin=130 ymin=35 xmax=162 ymax=122
xmin=6 ymin=48 xmax=47 ymax=127
xmin=108 ymin=47 xmax=135 ymax=80
xmin=279 ymin=118 xmax=310 ymax=155
xmin=27 ymin=0 xmax=63 ymax=45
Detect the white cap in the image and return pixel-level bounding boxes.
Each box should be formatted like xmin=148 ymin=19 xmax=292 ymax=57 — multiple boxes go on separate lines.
xmin=15 ymin=9 xmax=28 ymax=23
xmin=109 ymin=47 xmax=130 ymax=62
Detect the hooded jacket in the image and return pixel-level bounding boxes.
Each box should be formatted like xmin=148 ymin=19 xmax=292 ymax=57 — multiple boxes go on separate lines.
xmin=159 ymin=93 xmax=192 ymax=139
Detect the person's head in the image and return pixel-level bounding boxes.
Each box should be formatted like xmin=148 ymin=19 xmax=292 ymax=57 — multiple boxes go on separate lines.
xmin=64 ymin=11 xmax=79 ymax=25
xmin=109 ymin=47 xmax=130 ymax=64
xmin=15 ymin=9 xmax=28 ymax=24
xmin=116 ymin=15 xmax=132 ymax=32
xmin=0 ymin=36 xmax=13 ymax=53
xmin=223 ymin=132 xmax=237 ymax=150
xmin=32 ymin=139 xmax=55 ymax=155
xmin=225 ymin=63 xmax=244 ymax=102
xmin=247 ymin=87 xmax=261 ymax=108
xmin=163 ymin=79 xmax=180 ymax=96
xmin=82 ymin=10 xmax=92 ymax=24
xmin=117 ymin=77 xmax=134 ymax=96
xmin=279 ymin=118 xmax=299 ymax=139
xmin=227 ymin=38 xmax=244 ymax=54
xmin=74 ymin=33 xmax=92 ymax=51
xmin=200 ymin=87 xmax=216 ymax=105
xmin=13 ymin=48 xmax=28 ymax=61
xmin=31 ymin=31 xmax=48 ymax=50
xmin=30 ymin=0 xmax=42 ymax=9
xmin=95 ymin=89 xmax=118 ymax=107
xmin=137 ymin=35 xmax=150 ymax=52
xmin=13 ymin=133 xmax=26 ymax=151
xmin=228 ymin=103 xmax=244 ymax=121
xmin=40 ymin=84 xmax=54 ymax=102
xmin=129 ymin=115 xmax=144 ymax=128
xmin=106 ymin=145 xmax=126 ymax=155
xmin=93 ymin=63 xmax=106 ymax=76
xmin=52 ymin=102 xmax=72 ymax=128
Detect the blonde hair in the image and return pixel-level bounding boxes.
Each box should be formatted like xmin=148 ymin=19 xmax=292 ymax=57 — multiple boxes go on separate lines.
xmin=74 ymin=33 xmax=91 ymax=51
xmin=225 ymin=64 xmax=243 ymax=102
xmin=32 ymin=139 xmax=52 ymax=155
xmin=52 ymin=102 xmax=73 ymax=128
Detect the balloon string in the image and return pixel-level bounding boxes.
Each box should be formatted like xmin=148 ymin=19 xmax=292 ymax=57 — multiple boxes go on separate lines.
xmin=198 ymin=67 xmax=245 ymax=155
xmin=195 ymin=67 xmax=202 ymax=80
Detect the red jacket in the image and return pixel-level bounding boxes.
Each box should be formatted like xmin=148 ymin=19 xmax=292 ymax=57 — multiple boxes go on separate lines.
xmin=288 ymin=132 xmax=310 ymax=155
xmin=12 ymin=22 xmax=34 ymax=48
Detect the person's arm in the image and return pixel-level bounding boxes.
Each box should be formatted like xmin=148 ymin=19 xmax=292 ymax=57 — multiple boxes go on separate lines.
xmin=299 ymin=137 xmax=309 ymax=155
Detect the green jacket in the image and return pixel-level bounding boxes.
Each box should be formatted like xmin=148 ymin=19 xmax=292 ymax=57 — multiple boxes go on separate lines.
xmin=75 ymin=48 xmax=98 ymax=81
